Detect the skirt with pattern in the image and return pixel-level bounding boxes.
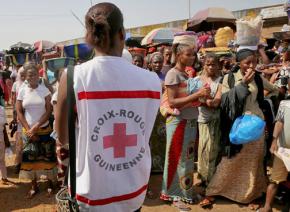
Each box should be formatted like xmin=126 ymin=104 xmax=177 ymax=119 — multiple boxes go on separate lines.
xmin=160 ymin=115 xmax=197 ymax=203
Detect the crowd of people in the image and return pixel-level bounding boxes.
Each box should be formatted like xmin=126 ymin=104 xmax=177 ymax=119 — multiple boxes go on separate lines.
xmin=0 ymin=2 xmax=289 ymax=212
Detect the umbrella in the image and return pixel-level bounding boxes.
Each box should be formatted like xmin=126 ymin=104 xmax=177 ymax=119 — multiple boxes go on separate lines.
xmin=141 ymin=28 xmax=182 ymax=46
xmin=34 ymin=40 xmax=55 ymax=53
xmin=187 ymin=7 xmax=236 ymax=32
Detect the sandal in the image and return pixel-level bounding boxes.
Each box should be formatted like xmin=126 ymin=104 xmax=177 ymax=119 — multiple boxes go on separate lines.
xmin=27 ymin=187 xmax=39 ymax=199
xmin=1 ymin=178 xmax=9 ymax=185
xmin=199 ymin=196 xmax=215 ymax=208
xmin=249 ymin=203 xmax=261 ymax=211
xmin=1 ymin=178 xmax=15 ymax=186
xmin=173 ymin=200 xmax=191 ymax=211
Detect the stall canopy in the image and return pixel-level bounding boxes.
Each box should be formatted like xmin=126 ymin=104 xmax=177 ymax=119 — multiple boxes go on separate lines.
xmin=187 ymin=7 xmax=236 ymax=32
xmin=7 ymin=42 xmax=35 ymax=54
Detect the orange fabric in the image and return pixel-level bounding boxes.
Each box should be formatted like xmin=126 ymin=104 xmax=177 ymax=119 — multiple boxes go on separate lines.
xmin=21 ymin=161 xmax=56 ymax=171
xmin=185 ymin=67 xmax=196 ymax=78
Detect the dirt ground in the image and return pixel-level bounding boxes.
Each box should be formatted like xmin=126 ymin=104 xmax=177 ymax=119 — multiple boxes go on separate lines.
xmin=0 ymin=106 xmax=284 ymax=212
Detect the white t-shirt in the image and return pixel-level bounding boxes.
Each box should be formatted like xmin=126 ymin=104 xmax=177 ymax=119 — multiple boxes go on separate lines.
xmin=17 ymin=83 xmax=51 ymax=128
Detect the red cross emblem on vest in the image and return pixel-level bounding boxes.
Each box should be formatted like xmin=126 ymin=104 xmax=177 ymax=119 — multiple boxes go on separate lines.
xmin=103 ymin=123 xmax=137 ymax=158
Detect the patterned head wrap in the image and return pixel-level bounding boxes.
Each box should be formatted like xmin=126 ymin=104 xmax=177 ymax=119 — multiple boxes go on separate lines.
xmin=173 ymin=31 xmax=196 ymax=48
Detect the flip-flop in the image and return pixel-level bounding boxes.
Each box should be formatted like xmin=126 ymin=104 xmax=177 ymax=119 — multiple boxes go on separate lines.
xmin=173 ymin=201 xmax=191 ymax=211
xmin=1 ymin=179 xmax=15 ymax=186
xmin=199 ymin=197 xmax=215 ymax=208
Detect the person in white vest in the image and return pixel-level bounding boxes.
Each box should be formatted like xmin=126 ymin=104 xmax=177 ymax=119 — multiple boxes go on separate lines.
xmin=55 ymin=3 xmax=161 ymax=212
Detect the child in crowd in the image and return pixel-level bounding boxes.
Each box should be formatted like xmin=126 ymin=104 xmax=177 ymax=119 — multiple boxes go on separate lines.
xmin=188 ymin=53 xmax=222 ymax=187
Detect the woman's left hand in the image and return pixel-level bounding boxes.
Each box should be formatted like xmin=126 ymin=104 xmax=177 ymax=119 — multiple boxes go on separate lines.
xmin=27 ymin=124 xmax=40 ymax=137
xmin=25 ymin=131 xmax=34 ymax=138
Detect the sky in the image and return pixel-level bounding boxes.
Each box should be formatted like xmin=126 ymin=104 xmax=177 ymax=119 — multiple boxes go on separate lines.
xmin=0 ymin=0 xmax=285 ymax=50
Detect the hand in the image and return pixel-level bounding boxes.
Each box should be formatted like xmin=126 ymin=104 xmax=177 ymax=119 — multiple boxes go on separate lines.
xmin=29 ymin=135 xmax=40 ymax=143
xmin=25 ymin=130 xmax=33 ymax=138
xmin=270 ymin=139 xmax=278 ymax=154
xmin=26 ymin=123 xmax=40 ymax=138
xmin=30 ymin=123 xmax=40 ymax=134
xmin=242 ymin=68 xmax=255 ymax=84
xmin=197 ymin=86 xmax=211 ymax=98
xmin=205 ymin=99 xmax=214 ymax=107
xmin=269 ymin=66 xmax=280 ymax=73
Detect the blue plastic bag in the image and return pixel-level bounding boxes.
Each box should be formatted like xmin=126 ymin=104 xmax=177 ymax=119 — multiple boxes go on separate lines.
xmin=229 ymin=114 xmax=266 ymax=145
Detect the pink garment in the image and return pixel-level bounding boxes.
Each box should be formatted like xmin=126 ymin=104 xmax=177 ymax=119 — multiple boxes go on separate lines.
xmin=197 ymin=35 xmax=210 ymax=49
xmin=39 ymin=68 xmax=44 ymax=77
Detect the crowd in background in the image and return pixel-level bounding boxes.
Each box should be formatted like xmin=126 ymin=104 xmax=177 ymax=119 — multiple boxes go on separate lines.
xmin=0 ymin=6 xmax=290 ymax=212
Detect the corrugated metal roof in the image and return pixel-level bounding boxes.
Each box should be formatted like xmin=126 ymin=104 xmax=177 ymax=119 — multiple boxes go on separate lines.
xmin=260 ymin=5 xmax=287 ymax=19
xmin=232 ymin=4 xmax=284 ymax=19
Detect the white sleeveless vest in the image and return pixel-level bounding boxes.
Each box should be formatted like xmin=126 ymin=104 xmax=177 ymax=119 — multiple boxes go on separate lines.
xmin=73 ymin=56 xmax=161 ymax=212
